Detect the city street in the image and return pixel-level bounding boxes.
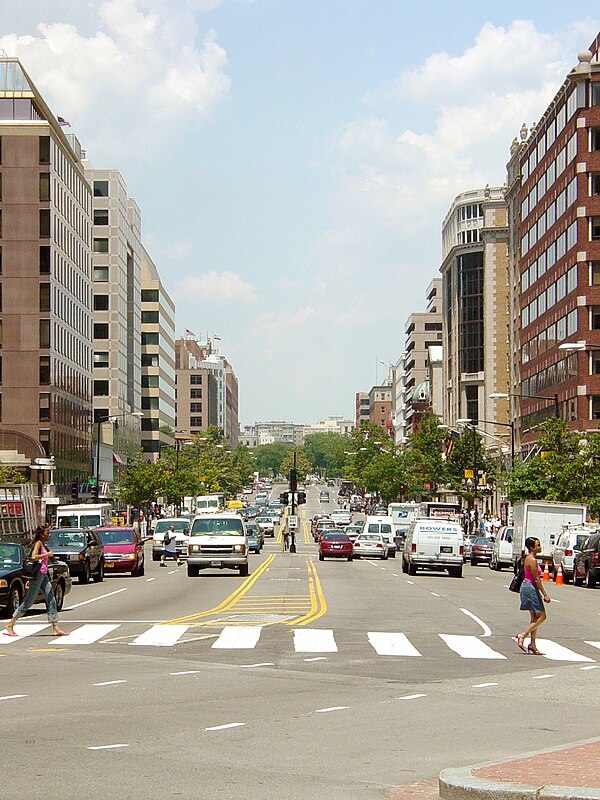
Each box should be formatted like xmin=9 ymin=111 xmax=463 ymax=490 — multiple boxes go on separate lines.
xmin=3 ymin=486 xmax=600 ymax=799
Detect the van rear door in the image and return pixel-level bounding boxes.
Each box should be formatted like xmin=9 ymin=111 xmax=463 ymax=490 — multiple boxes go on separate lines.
xmin=415 ymin=523 xmax=461 ymax=560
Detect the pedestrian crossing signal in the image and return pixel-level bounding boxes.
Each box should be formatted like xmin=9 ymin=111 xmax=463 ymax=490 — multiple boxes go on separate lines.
xmin=297 ymin=490 xmax=306 ymax=505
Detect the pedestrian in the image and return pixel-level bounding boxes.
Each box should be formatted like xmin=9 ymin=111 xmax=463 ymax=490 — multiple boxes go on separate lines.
xmin=514 ymin=537 xmax=551 ymax=655
xmin=160 ymin=525 xmax=182 ymax=567
xmin=3 ymin=526 xmax=68 ymax=638
xmin=283 ymin=526 xmax=290 ymax=551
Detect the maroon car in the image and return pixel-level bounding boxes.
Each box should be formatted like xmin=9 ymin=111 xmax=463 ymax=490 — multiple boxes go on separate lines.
xmin=318 ymin=532 xmax=353 ymax=562
xmin=96 ymin=527 xmax=145 ymax=576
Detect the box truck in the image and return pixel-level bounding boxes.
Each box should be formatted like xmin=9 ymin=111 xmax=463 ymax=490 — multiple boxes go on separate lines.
xmin=511 ymin=500 xmax=587 ymax=571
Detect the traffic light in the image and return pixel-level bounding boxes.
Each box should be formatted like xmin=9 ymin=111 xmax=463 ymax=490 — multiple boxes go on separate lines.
xmin=279 ymin=491 xmax=289 ymax=506
xmin=91 ymin=479 xmax=99 ymax=502
xmin=399 ymin=483 xmax=406 ymax=494
xmin=71 ymin=478 xmax=79 ymax=501
xmin=297 ymin=490 xmax=306 ymax=505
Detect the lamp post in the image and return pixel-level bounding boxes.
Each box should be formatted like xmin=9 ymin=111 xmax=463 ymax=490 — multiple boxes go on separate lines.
xmin=489 ymin=391 xmax=559 ymax=419
xmin=94 ymin=411 xmax=143 ymax=501
xmin=456 ymin=419 xmax=478 ymax=508
xmin=462 ymin=418 xmax=515 ymax=470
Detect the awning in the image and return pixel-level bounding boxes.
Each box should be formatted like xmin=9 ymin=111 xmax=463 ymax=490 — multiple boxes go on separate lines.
xmin=113 ymin=453 xmax=125 ymax=465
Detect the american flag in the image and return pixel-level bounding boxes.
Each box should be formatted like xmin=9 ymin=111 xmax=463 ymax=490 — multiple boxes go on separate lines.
xmin=57 ymin=116 xmax=71 ymax=127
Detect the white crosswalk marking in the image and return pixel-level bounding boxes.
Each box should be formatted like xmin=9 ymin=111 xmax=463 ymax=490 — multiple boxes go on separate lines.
xmin=536 ymin=639 xmax=594 ymax=662
xmin=584 ymin=641 xmax=600 ymax=653
xmin=0 ymin=623 xmax=49 ymax=644
xmin=368 ymin=632 xmax=422 ymax=657
xmin=129 ymin=625 xmax=190 ymax=647
xmin=53 ymin=624 xmax=120 ymax=645
xmin=212 ymin=626 xmax=262 ymax=649
xmin=439 ymin=634 xmax=507 ymax=660
xmin=293 ymin=629 xmax=337 ymax=653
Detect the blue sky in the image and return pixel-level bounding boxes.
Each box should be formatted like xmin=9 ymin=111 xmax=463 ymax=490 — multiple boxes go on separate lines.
xmin=1 ymin=1 xmax=598 ymax=426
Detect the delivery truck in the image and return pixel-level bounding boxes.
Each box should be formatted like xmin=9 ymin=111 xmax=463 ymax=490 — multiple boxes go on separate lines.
xmin=511 ymin=500 xmax=587 ymax=572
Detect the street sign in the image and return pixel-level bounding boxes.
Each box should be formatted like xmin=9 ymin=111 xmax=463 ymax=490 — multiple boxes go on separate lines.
xmin=464 ymin=469 xmax=474 ymax=479
xmin=288 ymin=515 xmax=298 ymax=529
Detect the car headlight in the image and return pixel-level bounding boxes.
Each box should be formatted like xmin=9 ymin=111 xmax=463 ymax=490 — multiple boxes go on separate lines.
xmin=153 ymin=539 xmax=162 ymax=546
xmin=190 ymin=544 xmax=201 ymax=553
xmin=125 ymin=553 xmax=136 ymax=561
xmin=232 ymin=544 xmax=246 ymax=554
xmin=69 ymin=554 xmax=80 ymax=561
xmin=0 ymin=579 xmax=7 ymax=588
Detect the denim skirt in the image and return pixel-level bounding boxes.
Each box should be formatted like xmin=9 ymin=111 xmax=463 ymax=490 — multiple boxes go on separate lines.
xmin=520 ymin=581 xmax=544 ymax=614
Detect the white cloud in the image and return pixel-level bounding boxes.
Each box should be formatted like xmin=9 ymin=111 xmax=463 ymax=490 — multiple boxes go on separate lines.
xmin=175 ymin=271 xmax=258 ymax=302
xmin=0 ymin=0 xmax=230 ymax=161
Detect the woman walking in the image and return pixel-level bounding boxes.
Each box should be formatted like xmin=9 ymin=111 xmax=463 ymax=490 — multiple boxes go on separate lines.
xmin=3 ymin=526 xmax=67 ymax=637
xmin=515 ymin=536 xmax=550 ymax=655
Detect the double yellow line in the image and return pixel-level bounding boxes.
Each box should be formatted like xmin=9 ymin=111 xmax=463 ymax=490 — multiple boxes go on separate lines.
xmin=287 ymin=559 xmax=327 ymax=626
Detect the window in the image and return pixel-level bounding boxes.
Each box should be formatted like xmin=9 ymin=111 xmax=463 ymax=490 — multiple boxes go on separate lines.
xmin=93 ymin=380 xmax=109 ymax=396
xmin=592 ymin=174 xmax=600 ymax=196
xmin=93 ymin=266 xmax=109 ymax=282
xmin=190 ymin=417 xmax=203 ymax=427
xmin=593 ymin=353 xmax=600 ymax=376
xmin=592 ymin=262 xmax=600 ymax=286
xmin=142 ymin=354 xmax=158 ymax=367
xmin=39 ymin=319 xmax=50 ymax=347
xmin=39 ymin=137 xmax=50 ymax=164
xmin=592 ymin=307 xmax=600 ymax=330
xmin=190 ymin=388 xmax=202 ymax=398
xmin=39 ymin=209 xmax=50 ymax=237
xmin=141 ymin=397 xmax=158 ymax=410
xmin=93 ymin=323 xmax=109 ymax=339
xmin=141 ymin=332 xmax=159 ymax=346
xmin=93 ymin=351 xmax=109 ymax=368
xmin=39 ymin=246 xmax=50 ymax=274
xmin=593 ymin=83 xmax=600 ymax=107
xmin=39 ymin=429 xmax=50 ymax=458
xmin=190 ymin=375 xmax=203 ymax=385
xmin=424 ymin=322 xmax=442 ymax=331
xmin=39 ymin=283 xmax=50 ymax=312
xmin=141 ymin=311 xmax=159 ymax=324
xmin=94 ymin=409 xmax=109 ymax=424
xmin=465 ymin=385 xmax=479 ymax=425
xmin=93 ymin=238 xmax=109 ymax=253
xmin=93 ymin=208 xmax=109 ymax=225
xmin=93 ymin=181 xmax=109 ymax=197
xmin=592 ymin=218 xmax=600 ymax=241
xmin=141 ymin=418 xmax=159 ymax=431
xmin=39 ymin=173 xmax=50 ymax=202
xmin=141 ymin=289 xmax=159 ymax=303
xmin=39 ymin=356 xmax=50 ymax=384
xmin=141 ymin=375 xmax=159 ymax=388
xmin=592 ymin=128 xmax=600 ymax=151
xmin=190 ymin=403 xmax=202 ymax=412
xmin=39 ymin=392 xmax=50 ymax=422
xmin=93 ymin=295 xmax=109 ymax=311
xmin=592 ymin=397 xmax=600 ymax=420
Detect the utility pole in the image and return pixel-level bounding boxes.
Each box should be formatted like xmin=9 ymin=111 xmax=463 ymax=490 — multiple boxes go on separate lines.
xmin=289 ymin=450 xmax=297 ymax=554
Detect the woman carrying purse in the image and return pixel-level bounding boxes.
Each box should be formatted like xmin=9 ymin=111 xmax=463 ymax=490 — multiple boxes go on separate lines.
xmin=514 ymin=536 xmax=551 ymax=655
xmin=3 ymin=526 xmax=68 ymax=637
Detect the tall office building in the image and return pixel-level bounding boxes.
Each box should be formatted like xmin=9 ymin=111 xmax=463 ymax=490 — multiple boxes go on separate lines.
xmin=140 ymin=247 xmax=176 ymax=459
xmin=355 ymin=392 xmax=370 ymax=429
xmin=83 ymin=160 xmax=142 ymax=481
xmin=0 ymin=58 xmax=93 ymax=493
xmin=503 ymin=40 xmax=600 ymax=448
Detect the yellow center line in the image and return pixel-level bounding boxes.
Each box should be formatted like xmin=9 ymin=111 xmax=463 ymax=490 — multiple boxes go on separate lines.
xmin=286 ymin=559 xmax=327 ymax=626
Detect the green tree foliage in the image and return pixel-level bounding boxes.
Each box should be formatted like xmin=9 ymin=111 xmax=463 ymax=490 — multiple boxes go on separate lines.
xmin=445 ymin=426 xmax=498 ymax=501
xmin=0 ymin=466 xmax=28 ymax=485
xmin=279 ymin=449 xmax=312 ymax=483
xmin=117 ymin=453 xmax=165 ymax=508
xmin=403 ymin=414 xmax=448 ymax=498
xmin=341 ymin=422 xmax=406 ymax=500
xmin=253 ymin=442 xmax=294 ymax=478
xmin=303 ymin=432 xmax=349 ymax=478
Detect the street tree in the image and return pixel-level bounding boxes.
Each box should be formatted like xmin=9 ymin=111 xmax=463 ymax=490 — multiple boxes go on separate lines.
xmin=403 ymin=414 xmax=448 ymax=499
xmin=279 ymin=449 xmax=312 ymax=483
xmin=303 ymin=432 xmax=349 ymax=478
xmin=253 ymin=442 xmax=294 ymax=478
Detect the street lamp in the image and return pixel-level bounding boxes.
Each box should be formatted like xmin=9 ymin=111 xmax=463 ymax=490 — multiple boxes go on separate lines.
xmin=459 ymin=417 xmax=515 ymax=470
xmin=489 ymin=391 xmax=559 ymax=419
xmin=94 ymin=411 xmax=143 ymax=501
xmin=456 ymin=419 xmax=479 ymax=505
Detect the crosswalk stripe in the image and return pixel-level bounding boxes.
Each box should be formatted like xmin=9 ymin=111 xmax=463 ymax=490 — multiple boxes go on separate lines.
xmin=536 ymin=639 xmax=594 ymax=662
xmin=212 ymin=626 xmax=262 ymax=649
xmin=584 ymin=641 xmax=600 ymax=653
xmin=368 ymin=632 xmax=422 ymax=657
xmin=129 ymin=625 xmax=190 ymax=647
xmin=293 ymin=629 xmax=337 ymax=653
xmin=438 ymin=634 xmax=507 ymax=660
xmin=52 ymin=624 xmax=120 ymax=645
xmin=0 ymin=624 xmax=49 ymax=644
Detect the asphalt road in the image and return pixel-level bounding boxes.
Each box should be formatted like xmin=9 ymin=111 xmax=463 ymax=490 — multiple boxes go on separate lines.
xmin=3 ymin=485 xmax=600 ymax=799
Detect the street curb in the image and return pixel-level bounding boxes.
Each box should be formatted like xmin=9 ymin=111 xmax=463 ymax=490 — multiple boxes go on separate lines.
xmin=439 ymin=766 xmax=600 ymax=800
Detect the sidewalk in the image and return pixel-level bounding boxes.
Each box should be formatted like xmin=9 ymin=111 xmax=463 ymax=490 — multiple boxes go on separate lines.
xmin=386 ymin=738 xmax=600 ymax=800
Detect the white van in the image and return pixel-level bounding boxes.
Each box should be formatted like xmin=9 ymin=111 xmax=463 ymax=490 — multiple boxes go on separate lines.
xmin=55 ymin=503 xmax=113 ymax=530
xmin=362 ymin=516 xmax=396 ymax=557
xmin=489 ymin=526 xmax=513 ymax=571
xmin=402 ymin=518 xmax=464 ymax=577
xmin=187 ymin=513 xmax=249 ymax=577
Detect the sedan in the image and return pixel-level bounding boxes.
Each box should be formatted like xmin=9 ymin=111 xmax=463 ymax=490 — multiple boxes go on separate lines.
xmin=319 ymin=532 xmax=353 ymax=562
xmin=0 ymin=541 xmax=72 ymax=617
xmin=470 ymin=536 xmax=494 ymax=566
xmin=353 ymin=533 xmax=387 ymax=560
xmin=344 ymin=522 xmax=363 ymax=542
xmin=255 ymin=516 xmax=275 ymax=538
xmin=45 ymin=527 xmax=104 ymax=584
xmin=330 ymin=510 xmax=352 ymax=527
xmin=247 ymin=529 xmax=262 ymax=554
xmin=95 ymin=527 xmax=145 ymax=576
xmin=314 ymin=520 xmax=336 ymax=542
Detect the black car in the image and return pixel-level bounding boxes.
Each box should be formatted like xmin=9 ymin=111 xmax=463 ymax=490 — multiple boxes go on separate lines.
xmin=45 ymin=527 xmax=104 ymax=584
xmin=0 ymin=541 xmax=72 ymax=617
xmin=573 ymin=532 xmax=600 ymax=588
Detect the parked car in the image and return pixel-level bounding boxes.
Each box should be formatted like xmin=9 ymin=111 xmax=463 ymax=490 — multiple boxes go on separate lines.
xmin=151 ymin=518 xmax=190 ymax=561
xmin=573 ymin=531 xmax=600 ymax=588
xmin=319 ymin=532 xmax=353 ymax=561
xmin=45 ymin=527 xmax=105 ymax=584
xmin=489 ymin=526 xmax=513 ymax=571
xmin=470 ymin=536 xmax=494 ymax=566
xmin=0 ymin=541 xmax=72 ymax=617
xmin=95 ymin=527 xmax=145 ymax=576
xmin=552 ymin=528 xmax=592 ymax=583
xmin=314 ymin=519 xmax=336 ymax=542
xmin=353 ymin=533 xmax=387 ymax=560
xmin=344 ymin=522 xmax=363 ymax=542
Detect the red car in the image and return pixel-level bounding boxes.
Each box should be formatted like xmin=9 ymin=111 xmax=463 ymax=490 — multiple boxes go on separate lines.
xmin=318 ymin=532 xmax=353 ymax=562
xmin=95 ymin=527 xmax=145 ymax=576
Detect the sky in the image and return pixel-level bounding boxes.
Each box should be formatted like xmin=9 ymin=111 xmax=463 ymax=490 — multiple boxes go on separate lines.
xmin=0 ymin=1 xmax=598 ymax=427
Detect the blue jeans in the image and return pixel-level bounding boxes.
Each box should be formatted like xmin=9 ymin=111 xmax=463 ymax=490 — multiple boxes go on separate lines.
xmin=12 ymin=573 xmax=58 ymax=624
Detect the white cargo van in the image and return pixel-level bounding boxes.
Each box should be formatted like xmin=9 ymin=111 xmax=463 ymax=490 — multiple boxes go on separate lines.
xmin=187 ymin=513 xmax=249 ymax=577
xmin=402 ymin=518 xmax=464 ymax=577
xmin=511 ymin=501 xmax=587 ymax=571
xmin=55 ymin=503 xmax=112 ymax=529
xmin=361 ymin=516 xmax=396 ymax=557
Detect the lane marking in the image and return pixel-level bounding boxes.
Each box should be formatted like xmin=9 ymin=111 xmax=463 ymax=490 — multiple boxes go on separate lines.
xmin=204 ymin=722 xmax=245 ymax=732
xmin=430 ymin=592 xmax=440 ymax=597
xmin=64 ymin=588 xmax=127 ymax=610
xmin=130 ymin=625 xmax=190 ymax=647
xmin=88 ymin=744 xmax=129 ymax=751
xmin=93 ymin=680 xmax=127 ymax=687
xmin=439 ymin=634 xmax=506 ymax=659
xmin=288 ymin=560 xmax=327 ymax=627
xmin=474 ymin=577 xmax=484 ymax=582
xmin=239 ymin=662 xmax=274 ymax=668
xmin=0 ymin=694 xmax=27 ymax=701
xmin=315 ymin=706 xmax=348 ymax=713
xmin=146 ymin=578 xmax=155 ymax=582
xmin=53 ymin=624 xmax=120 ymax=645
xmin=536 ymin=639 xmax=594 ymax=662
xmin=0 ymin=624 xmax=49 ymax=643
xmin=293 ymin=629 xmax=337 ymax=653
xmin=392 ymin=573 xmax=398 ymax=577
xmin=533 ymin=674 xmax=555 ymax=680
xmin=170 ymin=670 xmax=200 ymax=676
xmin=168 ymin=570 xmax=177 ymax=575
xmin=398 ymin=693 xmax=426 ymax=701
xmin=581 ymin=665 xmax=600 ymax=671
xmin=460 ymin=608 xmax=492 ymax=638
xmin=212 ymin=626 xmax=262 ymax=649
xmin=473 ymin=683 xmax=498 ymax=688
xmin=367 ymin=632 xmax=421 ymax=657
xmin=304 ymin=657 xmax=326 ymax=662
xmin=406 ymin=580 xmax=415 ymax=585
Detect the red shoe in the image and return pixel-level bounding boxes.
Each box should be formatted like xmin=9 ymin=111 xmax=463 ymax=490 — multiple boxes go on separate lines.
xmin=527 ymin=644 xmax=544 ymax=655
xmin=2 ymin=630 xmax=17 ymax=637
xmin=513 ymin=634 xmax=527 ymax=653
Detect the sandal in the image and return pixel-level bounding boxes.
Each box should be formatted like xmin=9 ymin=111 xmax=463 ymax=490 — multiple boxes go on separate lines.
xmin=53 ymin=630 xmax=69 ymax=637
xmin=2 ymin=630 xmax=17 ymax=637
xmin=513 ymin=633 xmax=527 ymax=653
xmin=527 ymin=643 xmax=544 ymax=655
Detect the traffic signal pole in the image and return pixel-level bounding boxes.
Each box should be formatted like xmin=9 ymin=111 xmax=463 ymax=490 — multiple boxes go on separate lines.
xmin=289 ymin=451 xmax=297 ymax=553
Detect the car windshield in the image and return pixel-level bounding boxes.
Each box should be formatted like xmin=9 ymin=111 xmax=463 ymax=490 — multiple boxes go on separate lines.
xmin=473 ymin=537 xmax=489 ymax=545
xmin=47 ymin=530 xmax=86 ymax=548
xmin=318 ymin=522 xmax=334 ymax=528
xmin=191 ymin=518 xmax=244 ymax=536
xmin=154 ymin=520 xmax=189 ymax=534
xmin=324 ymin=533 xmax=350 ymax=542
xmin=256 ymin=517 xmax=271 ymax=524
xmin=0 ymin=542 xmax=21 ymax=568
xmin=358 ymin=535 xmax=381 ymax=542
xmin=97 ymin=529 xmax=135 ymax=545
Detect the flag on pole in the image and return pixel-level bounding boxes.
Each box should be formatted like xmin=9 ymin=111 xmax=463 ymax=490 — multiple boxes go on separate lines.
xmin=185 ymin=329 xmax=196 ymax=338
xmin=213 ymin=334 xmax=221 ymax=341
xmin=57 ymin=116 xmax=71 ymax=127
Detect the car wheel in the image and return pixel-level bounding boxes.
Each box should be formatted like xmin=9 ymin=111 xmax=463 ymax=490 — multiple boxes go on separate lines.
xmin=389 ymin=550 xmax=396 ymax=558
xmin=134 ymin=561 xmax=145 ymax=577
xmin=93 ymin=560 xmax=104 ymax=583
xmin=187 ymin=565 xmax=199 ymax=577
xmin=586 ymin=566 xmax=596 ymax=589
xmin=449 ymin=566 xmax=463 ymax=578
xmin=79 ymin=561 xmax=91 ymax=584
xmin=239 ymin=564 xmax=249 ymax=577
xmin=318 ymin=553 xmax=324 ymax=561
xmin=402 ymin=558 xmax=408 ymax=573
xmin=54 ymin=581 xmax=65 ymax=611
xmin=7 ymin=583 xmax=22 ymax=616
xmin=152 ymin=553 xmax=161 ymax=562
xmin=348 ymin=556 xmax=353 ymax=561
xmin=470 ymin=558 xmax=476 ymax=567
xmin=408 ymin=562 xmax=417 ymax=576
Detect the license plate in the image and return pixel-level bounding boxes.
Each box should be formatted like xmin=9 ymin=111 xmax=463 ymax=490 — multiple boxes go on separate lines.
xmin=105 ymin=562 xmax=114 ymax=567
xmin=333 ymin=545 xmax=342 ymax=549
xmin=210 ymin=560 xmax=221 ymax=567
xmin=440 ymin=546 xmax=452 ymax=553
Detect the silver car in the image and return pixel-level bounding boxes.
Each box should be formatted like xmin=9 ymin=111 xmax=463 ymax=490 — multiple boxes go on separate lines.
xmin=552 ymin=529 xmax=591 ymax=582
xmin=353 ymin=533 xmax=387 ymax=560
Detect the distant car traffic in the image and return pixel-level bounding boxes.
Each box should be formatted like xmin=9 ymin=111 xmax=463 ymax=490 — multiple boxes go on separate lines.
xmin=96 ymin=527 xmax=145 ymax=576
xmin=255 ymin=516 xmax=275 ymax=538
xmin=573 ymin=530 xmax=600 ymax=588
xmin=246 ymin=527 xmax=263 ymax=553
xmin=344 ymin=522 xmax=363 ymax=542
xmin=319 ymin=491 xmax=330 ymax=503
xmin=45 ymin=527 xmax=105 ymax=584
xmin=152 ymin=518 xmax=190 ymax=561
xmin=0 ymin=541 xmax=72 ymax=617
xmin=330 ymin=509 xmax=352 ymax=527
xmin=319 ymin=532 xmax=353 ymax=561
xmin=353 ymin=533 xmax=387 ymax=560
xmin=552 ymin=528 xmax=590 ymax=583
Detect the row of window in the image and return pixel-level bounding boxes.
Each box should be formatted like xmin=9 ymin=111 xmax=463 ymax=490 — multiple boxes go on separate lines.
xmin=521 ymin=220 xmax=578 ymax=295
xmin=522 ymin=308 xmax=577 ymax=364
xmin=456 ymin=203 xmax=483 ymax=221
xmin=521 ymin=134 xmax=578 ymax=222
xmin=458 ymin=229 xmax=481 ymax=245
xmin=522 ymin=353 xmax=578 ymax=397
xmin=521 ymin=264 xmax=577 ymax=329
xmin=521 ymin=176 xmax=577 ymax=257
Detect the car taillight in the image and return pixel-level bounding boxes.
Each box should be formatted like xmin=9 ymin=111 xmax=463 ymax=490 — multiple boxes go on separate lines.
xmin=411 ymin=543 xmax=416 ymax=553
xmin=376 ymin=543 xmax=383 ymax=548
xmin=459 ymin=545 xmax=464 ymax=555
xmin=355 ymin=542 xmax=361 ymax=547
xmin=594 ymin=553 xmax=599 ymax=566
xmin=565 ymin=549 xmax=572 ymax=557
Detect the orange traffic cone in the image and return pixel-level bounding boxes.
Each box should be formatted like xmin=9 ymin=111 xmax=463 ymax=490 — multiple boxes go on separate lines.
xmin=542 ymin=562 xmax=551 ymax=582
xmin=555 ymin=563 xmax=564 ymax=585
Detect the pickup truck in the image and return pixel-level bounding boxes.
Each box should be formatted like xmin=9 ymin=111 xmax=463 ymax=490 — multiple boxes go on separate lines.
xmin=187 ymin=514 xmax=249 ymax=577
